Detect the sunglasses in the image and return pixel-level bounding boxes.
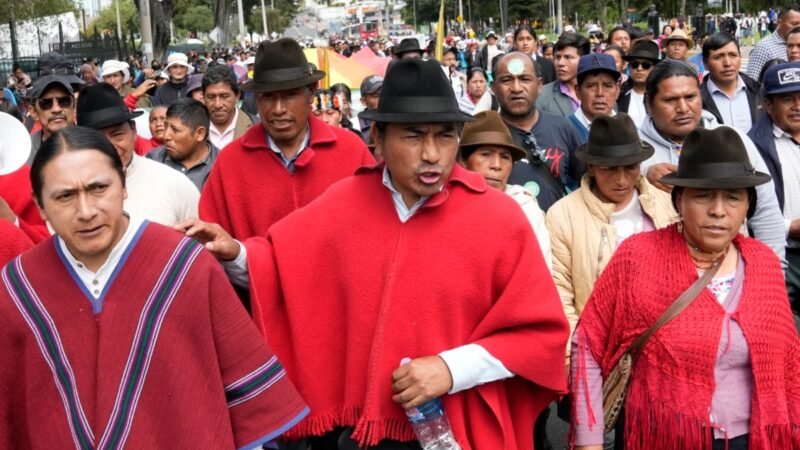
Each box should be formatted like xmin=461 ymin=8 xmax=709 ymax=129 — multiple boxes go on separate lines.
xmin=629 ymin=61 xmax=654 ymax=70
xmin=37 ymin=96 xmax=73 ymax=111
xmin=521 ymin=133 xmax=546 ymax=162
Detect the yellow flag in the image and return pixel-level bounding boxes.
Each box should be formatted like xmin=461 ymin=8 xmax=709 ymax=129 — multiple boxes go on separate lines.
xmin=435 ymin=0 xmax=445 ymax=61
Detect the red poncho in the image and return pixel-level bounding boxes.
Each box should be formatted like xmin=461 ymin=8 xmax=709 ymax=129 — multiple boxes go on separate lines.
xmin=0 ymin=166 xmax=49 ymax=242
xmin=0 ymin=219 xmax=32 ymax=267
xmin=200 ymin=115 xmax=374 ymax=240
xmin=576 ymin=225 xmax=800 ymax=449
xmin=0 ymin=222 xmax=308 ymax=448
xmin=248 ymin=164 xmax=569 ymax=449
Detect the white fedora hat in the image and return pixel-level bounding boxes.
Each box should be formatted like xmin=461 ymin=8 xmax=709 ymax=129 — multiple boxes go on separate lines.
xmin=101 ymin=59 xmax=131 ymax=84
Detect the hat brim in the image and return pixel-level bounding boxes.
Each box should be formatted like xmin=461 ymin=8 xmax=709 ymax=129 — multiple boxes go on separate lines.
xmin=622 ymin=54 xmax=660 ymax=62
xmin=241 ymin=71 xmax=326 ymax=93
xmin=0 ymin=112 xmax=32 ymax=175
xmin=663 ymin=37 xmax=695 ymax=49
xmin=30 ymin=75 xmax=84 ymax=99
xmin=660 ymin=172 xmax=772 ymax=189
xmin=575 ymin=140 xmax=655 ymax=166
xmin=359 ymin=110 xmax=475 ymax=123
xmin=165 ymin=62 xmax=196 ymax=74
xmin=764 ymin=85 xmax=800 ymax=96
xmin=460 ymin=140 xmax=526 ymax=161
xmin=80 ymin=110 xmax=144 ymax=130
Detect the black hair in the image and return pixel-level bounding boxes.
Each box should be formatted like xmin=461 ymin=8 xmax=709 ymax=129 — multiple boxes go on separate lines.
xmin=603 ymin=44 xmax=624 ymax=57
xmin=166 ymin=98 xmax=210 ymax=137
xmin=780 ymin=4 xmax=800 ymax=19
xmin=672 ymin=186 xmax=758 ymax=219
xmin=760 ymin=58 xmax=788 ymax=84
xmin=789 ymin=26 xmax=800 ymax=37
xmin=555 ymin=33 xmax=591 ymax=57
xmin=330 ymin=83 xmax=352 ymax=103
xmin=542 ymin=42 xmax=555 ymax=53
xmin=31 ymin=126 xmax=125 ymax=205
xmin=701 ymin=32 xmax=740 ymax=62
xmin=513 ymin=24 xmax=536 ymax=44
xmin=467 ymin=67 xmax=488 ymax=83
xmin=202 ymin=64 xmax=240 ymax=93
xmin=607 ymin=27 xmax=630 ymax=44
xmin=645 ymin=59 xmax=699 ymax=101
xmin=12 ymin=63 xmax=22 ymax=72
xmin=629 ymin=27 xmax=646 ymax=40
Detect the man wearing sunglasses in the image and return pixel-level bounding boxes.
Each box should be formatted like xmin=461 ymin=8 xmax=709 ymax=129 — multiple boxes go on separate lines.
xmin=617 ymin=40 xmax=660 ymax=127
xmin=27 ymin=52 xmax=84 ymax=163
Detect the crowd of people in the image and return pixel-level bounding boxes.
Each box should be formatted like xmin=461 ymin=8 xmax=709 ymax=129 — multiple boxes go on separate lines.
xmin=3 ymin=4 xmax=800 ymax=450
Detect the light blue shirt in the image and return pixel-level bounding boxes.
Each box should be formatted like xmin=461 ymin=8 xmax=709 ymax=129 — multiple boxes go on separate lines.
xmin=707 ymin=76 xmax=753 ymax=132
xmin=267 ymin=126 xmax=311 ymax=172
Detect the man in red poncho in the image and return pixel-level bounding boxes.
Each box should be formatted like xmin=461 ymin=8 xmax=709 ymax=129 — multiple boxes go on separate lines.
xmin=199 ymin=38 xmax=374 ymax=241
xmin=179 ymin=58 xmax=569 ymax=450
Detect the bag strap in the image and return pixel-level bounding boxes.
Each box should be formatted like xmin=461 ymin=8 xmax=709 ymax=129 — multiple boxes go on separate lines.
xmin=628 ymin=260 xmax=723 ymax=361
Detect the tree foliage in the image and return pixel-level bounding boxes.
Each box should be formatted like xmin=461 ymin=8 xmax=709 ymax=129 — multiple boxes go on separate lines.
xmin=93 ymin=0 xmax=140 ymax=36
xmin=176 ymin=4 xmax=214 ymax=33
xmin=246 ymin=1 xmax=297 ymax=36
xmin=0 ymin=0 xmax=76 ymax=22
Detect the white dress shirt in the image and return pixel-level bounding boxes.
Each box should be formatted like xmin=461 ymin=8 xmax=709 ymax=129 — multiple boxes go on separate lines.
xmin=57 ymin=216 xmax=145 ymax=313
xmin=772 ymin=125 xmax=800 ymax=246
xmin=209 ymin=108 xmax=239 ymax=150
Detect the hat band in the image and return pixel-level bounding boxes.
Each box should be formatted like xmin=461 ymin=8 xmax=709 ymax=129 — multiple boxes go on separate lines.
xmin=253 ymin=67 xmax=314 ymax=84
xmin=588 ymin=142 xmax=647 ymax=158
xmin=676 ymin=161 xmax=756 ymax=179
xmin=461 ymin=131 xmax=514 ymax=148
xmin=80 ymin=105 xmax=132 ymax=127
xmin=377 ymin=96 xmax=460 ymax=114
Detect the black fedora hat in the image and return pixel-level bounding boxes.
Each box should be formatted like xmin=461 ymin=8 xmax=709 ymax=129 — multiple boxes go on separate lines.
xmin=359 ymin=58 xmax=474 ymax=123
xmin=76 ymin=83 xmax=142 ymax=130
xmin=661 ymin=127 xmax=771 ymax=189
xmin=623 ymin=40 xmax=661 ymax=63
xmin=575 ymin=113 xmax=654 ymax=166
xmin=241 ymin=38 xmax=325 ymax=93
xmin=393 ymin=38 xmax=423 ymax=57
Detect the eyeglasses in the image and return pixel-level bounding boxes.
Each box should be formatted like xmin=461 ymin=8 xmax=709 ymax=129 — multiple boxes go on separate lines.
xmin=521 ymin=132 xmax=546 ymax=162
xmin=629 ymin=61 xmax=654 ymax=70
xmin=37 ymin=96 xmax=73 ymax=111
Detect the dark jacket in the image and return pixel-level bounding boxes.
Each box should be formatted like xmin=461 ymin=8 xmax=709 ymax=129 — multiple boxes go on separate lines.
xmin=478 ymin=44 xmax=504 ymax=72
xmin=532 ymin=56 xmax=556 ymax=85
xmin=748 ymin=112 xmax=785 ymax=211
xmin=536 ymin=80 xmax=575 ymax=117
xmin=152 ymin=80 xmax=188 ymax=107
xmin=700 ymin=72 xmax=762 ymax=127
xmin=616 ymin=79 xmax=646 ymax=115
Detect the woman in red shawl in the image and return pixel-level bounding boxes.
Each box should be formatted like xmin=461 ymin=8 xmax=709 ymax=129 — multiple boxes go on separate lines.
xmin=571 ymin=127 xmax=800 ymax=450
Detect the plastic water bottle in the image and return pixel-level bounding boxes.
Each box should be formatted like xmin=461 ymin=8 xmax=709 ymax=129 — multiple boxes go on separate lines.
xmin=400 ymin=358 xmax=462 ymax=450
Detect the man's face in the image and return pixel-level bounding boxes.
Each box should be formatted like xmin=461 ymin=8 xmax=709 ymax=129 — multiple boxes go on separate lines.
xmin=98 ymin=121 xmax=137 ymax=166
xmin=256 ymin=86 xmax=313 ymax=145
xmin=442 ymin=52 xmax=457 ymax=68
xmin=32 ymin=84 xmax=75 ymax=136
xmin=377 ymin=122 xmax=459 ymax=207
xmin=577 ymin=72 xmax=619 ymax=121
xmin=493 ymin=56 xmax=540 ymax=119
xmin=778 ymin=10 xmax=800 ymax=39
xmin=361 ymin=90 xmax=381 ymax=110
xmin=463 ymin=145 xmax=513 ymax=191
xmin=168 ymin=64 xmax=188 ymax=83
xmin=587 ymin=163 xmax=640 ymax=206
xmin=163 ymin=116 xmax=206 ymax=162
xmin=148 ymin=106 xmax=167 ymax=142
xmin=37 ymin=149 xmax=127 ymax=271
xmin=610 ymin=30 xmax=631 ymax=53
xmin=787 ymin=32 xmax=800 ymax=62
xmin=765 ymin=92 xmax=800 ymax=136
xmin=103 ymin=71 xmax=124 ymax=91
xmin=648 ymin=76 xmax=702 ymax=142
xmin=666 ymin=40 xmax=689 ymax=60
xmin=706 ymin=42 xmax=741 ymax=85
xmin=487 ymin=36 xmax=497 ymax=46
xmin=204 ymin=82 xmax=239 ymax=127
xmin=555 ymin=46 xmax=581 ymax=84
xmin=629 ymin=59 xmax=656 ymax=85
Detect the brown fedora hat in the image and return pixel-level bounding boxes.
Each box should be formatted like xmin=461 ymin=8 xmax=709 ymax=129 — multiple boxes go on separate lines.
xmin=459 ymin=111 xmax=526 ymax=161
xmin=661 ymin=127 xmax=771 ymax=189
xmin=241 ymin=38 xmax=326 ymax=93
xmin=575 ymin=113 xmax=654 ymax=166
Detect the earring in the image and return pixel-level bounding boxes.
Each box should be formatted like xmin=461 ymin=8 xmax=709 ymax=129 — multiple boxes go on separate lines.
xmin=677 ymin=218 xmax=683 ymax=234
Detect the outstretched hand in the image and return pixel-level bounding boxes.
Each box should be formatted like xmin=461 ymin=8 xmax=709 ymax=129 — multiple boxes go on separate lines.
xmin=174 ymin=218 xmax=240 ymax=261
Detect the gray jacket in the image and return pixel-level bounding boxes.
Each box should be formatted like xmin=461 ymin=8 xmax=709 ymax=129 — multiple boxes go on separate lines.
xmin=536 ymin=81 xmax=575 ymax=118
xmin=639 ymin=112 xmax=787 ymax=262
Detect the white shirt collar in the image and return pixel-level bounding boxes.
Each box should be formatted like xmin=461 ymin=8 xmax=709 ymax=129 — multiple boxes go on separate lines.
xmin=382 ymin=167 xmax=430 ymax=222
xmin=707 ymin=75 xmax=746 ymax=96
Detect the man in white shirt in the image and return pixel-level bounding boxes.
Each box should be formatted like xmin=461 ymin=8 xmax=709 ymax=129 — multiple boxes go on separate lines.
xmin=748 ymin=61 xmax=800 ymax=312
xmin=618 ymin=40 xmax=661 ymax=127
xmin=76 ymin=83 xmax=199 ymax=226
xmin=201 ymin=64 xmax=255 ymax=149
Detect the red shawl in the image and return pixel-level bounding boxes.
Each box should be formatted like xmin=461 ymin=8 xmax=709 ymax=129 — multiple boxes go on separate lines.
xmin=0 ymin=166 xmax=49 ymax=242
xmin=576 ymin=224 xmax=800 ymax=449
xmin=0 ymin=219 xmax=32 ymax=267
xmin=199 ymin=115 xmax=374 ymax=240
xmin=248 ymin=164 xmax=569 ymax=449
xmin=0 ymin=222 xmax=307 ymax=448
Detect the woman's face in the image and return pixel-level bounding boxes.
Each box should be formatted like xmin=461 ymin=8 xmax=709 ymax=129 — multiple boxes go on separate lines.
xmin=314 ymin=108 xmax=343 ymax=127
xmin=515 ymin=30 xmax=536 ymax=55
xmin=543 ymin=46 xmax=554 ymax=60
xmin=663 ymin=25 xmax=673 ymax=36
xmin=467 ymin=72 xmax=487 ymax=100
xmin=676 ymin=188 xmax=749 ymax=253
